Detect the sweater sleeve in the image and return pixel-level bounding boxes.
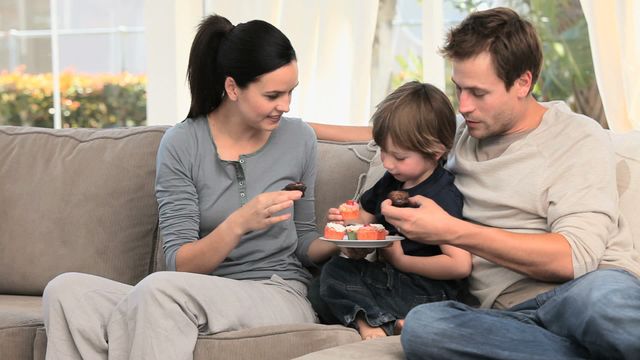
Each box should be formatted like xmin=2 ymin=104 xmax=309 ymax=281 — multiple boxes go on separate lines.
xmin=155 ymin=126 xmax=201 ymax=271
xmin=544 ymin=123 xmax=619 ymax=278
xmin=293 ymin=123 xmax=322 ymax=267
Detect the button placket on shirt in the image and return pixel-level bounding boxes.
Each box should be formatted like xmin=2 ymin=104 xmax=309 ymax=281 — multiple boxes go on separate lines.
xmin=236 ymin=156 xmax=248 ymax=206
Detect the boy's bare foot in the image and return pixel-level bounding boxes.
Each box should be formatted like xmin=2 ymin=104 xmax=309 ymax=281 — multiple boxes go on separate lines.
xmin=356 ymin=318 xmax=387 ymax=340
xmin=393 ymin=319 xmax=405 ymax=335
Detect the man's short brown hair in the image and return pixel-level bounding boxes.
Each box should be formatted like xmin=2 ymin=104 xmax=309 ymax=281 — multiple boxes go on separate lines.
xmin=372 ymin=81 xmax=456 ymax=160
xmin=440 ymin=7 xmax=543 ymax=93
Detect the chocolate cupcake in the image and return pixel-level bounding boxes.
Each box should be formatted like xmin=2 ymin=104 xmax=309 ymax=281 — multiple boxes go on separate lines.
xmin=388 ymin=190 xmax=410 ymax=208
xmin=282 ymin=181 xmax=307 ymax=197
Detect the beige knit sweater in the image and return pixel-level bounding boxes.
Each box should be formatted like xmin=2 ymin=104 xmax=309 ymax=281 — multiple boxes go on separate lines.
xmin=448 ymin=101 xmax=638 ymax=308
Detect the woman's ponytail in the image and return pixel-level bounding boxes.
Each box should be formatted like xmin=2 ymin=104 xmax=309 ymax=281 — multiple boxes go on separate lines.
xmin=186 ymin=15 xmax=233 ymax=119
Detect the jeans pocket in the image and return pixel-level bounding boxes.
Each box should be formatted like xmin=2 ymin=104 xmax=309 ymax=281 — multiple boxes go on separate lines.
xmin=410 ymin=293 xmax=446 ymax=308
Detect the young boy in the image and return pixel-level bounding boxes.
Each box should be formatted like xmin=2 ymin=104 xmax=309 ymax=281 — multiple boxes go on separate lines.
xmin=319 ymin=81 xmax=471 ymax=340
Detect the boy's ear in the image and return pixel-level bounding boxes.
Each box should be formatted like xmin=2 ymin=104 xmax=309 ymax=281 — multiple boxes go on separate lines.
xmin=432 ymin=144 xmax=447 ymax=161
xmin=224 ymin=77 xmax=239 ymax=101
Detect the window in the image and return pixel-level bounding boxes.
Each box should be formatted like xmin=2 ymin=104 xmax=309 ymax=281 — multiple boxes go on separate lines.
xmin=0 ymin=0 xmax=146 ymax=128
xmin=1 ymin=1 xmax=609 ymax=128
xmin=384 ymin=0 xmax=605 ymax=127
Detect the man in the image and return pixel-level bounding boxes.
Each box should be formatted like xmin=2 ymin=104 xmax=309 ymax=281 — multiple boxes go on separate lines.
xmin=379 ymin=7 xmax=639 ymax=359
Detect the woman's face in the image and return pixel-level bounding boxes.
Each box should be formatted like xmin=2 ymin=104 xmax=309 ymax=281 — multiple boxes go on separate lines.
xmin=234 ymin=61 xmax=299 ymax=132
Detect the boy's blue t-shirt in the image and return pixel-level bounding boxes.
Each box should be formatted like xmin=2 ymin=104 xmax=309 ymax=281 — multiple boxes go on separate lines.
xmin=359 ymin=164 xmax=463 ymax=257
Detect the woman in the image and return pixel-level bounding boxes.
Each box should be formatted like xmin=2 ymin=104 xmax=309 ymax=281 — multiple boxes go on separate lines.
xmin=43 ymin=14 xmax=337 ymax=360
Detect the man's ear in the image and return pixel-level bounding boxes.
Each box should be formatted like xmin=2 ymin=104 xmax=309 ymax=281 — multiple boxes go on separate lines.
xmin=224 ymin=77 xmax=239 ymax=101
xmin=515 ymin=71 xmax=533 ymax=97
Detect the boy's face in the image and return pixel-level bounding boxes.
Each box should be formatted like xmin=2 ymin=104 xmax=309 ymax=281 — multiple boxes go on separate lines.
xmin=380 ymin=138 xmax=437 ymax=189
xmin=451 ymin=51 xmax=531 ymax=139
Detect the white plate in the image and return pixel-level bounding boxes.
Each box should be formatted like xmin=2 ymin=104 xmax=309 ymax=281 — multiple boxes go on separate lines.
xmin=319 ymin=236 xmax=404 ymax=248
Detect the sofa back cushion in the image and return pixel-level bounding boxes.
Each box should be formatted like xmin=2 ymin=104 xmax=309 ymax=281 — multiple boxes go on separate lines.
xmin=313 ymin=141 xmax=376 ymax=231
xmin=610 ymin=130 xmax=640 ymax=245
xmin=0 ymin=126 xmax=167 ymax=295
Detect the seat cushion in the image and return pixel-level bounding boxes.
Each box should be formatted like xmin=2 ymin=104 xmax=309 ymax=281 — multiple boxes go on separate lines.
xmin=0 ymin=295 xmax=43 ymax=360
xmin=293 ymin=335 xmax=403 ymax=360
xmin=29 ymin=321 xmax=360 ymax=360
xmin=0 ymin=126 xmax=168 ymax=295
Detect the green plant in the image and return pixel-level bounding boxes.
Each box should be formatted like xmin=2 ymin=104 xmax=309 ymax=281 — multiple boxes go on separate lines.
xmin=0 ymin=66 xmax=147 ymax=128
xmin=391 ymin=0 xmax=606 ymax=127
xmin=391 ymin=48 xmax=424 ymax=89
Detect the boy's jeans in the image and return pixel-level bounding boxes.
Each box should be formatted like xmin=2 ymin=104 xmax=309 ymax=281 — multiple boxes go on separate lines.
xmin=401 ymin=269 xmax=640 ymax=360
xmin=319 ymin=255 xmax=459 ymax=335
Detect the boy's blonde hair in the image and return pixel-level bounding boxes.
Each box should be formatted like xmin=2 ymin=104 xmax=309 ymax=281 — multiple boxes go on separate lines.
xmin=372 ymin=81 xmax=456 ymax=159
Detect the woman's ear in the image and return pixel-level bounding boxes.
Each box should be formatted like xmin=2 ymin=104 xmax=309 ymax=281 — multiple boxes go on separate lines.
xmin=224 ymin=77 xmax=239 ymax=101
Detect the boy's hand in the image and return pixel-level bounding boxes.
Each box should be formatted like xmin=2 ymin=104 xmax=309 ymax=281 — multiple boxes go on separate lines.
xmin=341 ymin=247 xmax=374 ymax=260
xmin=326 ymin=207 xmax=344 ymax=225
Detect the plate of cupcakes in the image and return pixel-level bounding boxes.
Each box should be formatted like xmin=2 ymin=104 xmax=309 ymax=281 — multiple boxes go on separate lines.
xmin=321 ymin=222 xmax=404 ymax=248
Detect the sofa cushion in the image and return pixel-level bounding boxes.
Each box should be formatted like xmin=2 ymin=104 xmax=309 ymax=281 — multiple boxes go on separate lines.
xmin=193 ymin=324 xmax=360 ymax=360
xmin=315 ymin=141 xmax=374 ymax=230
xmin=610 ymin=130 xmax=640 ymax=243
xmin=0 ymin=126 xmax=168 ymax=295
xmin=29 ymin=322 xmax=360 ymax=360
xmin=33 ymin=327 xmax=47 ymax=360
xmin=354 ymin=141 xmax=386 ymax=200
xmin=0 ymin=295 xmax=43 ymax=360
xmin=293 ymin=335 xmax=403 ymax=360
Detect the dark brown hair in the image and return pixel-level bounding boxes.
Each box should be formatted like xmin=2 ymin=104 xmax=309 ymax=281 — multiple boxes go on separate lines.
xmin=440 ymin=7 xmax=542 ymax=93
xmin=372 ymin=81 xmax=456 ymax=160
xmin=186 ymin=15 xmax=297 ymax=118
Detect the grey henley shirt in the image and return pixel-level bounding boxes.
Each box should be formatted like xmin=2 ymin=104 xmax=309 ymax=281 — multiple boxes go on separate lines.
xmin=155 ymin=116 xmax=320 ymax=285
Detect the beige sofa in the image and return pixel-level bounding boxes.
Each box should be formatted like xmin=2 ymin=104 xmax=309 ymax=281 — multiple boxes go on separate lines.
xmin=0 ymin=125 xmax=378 ymax=360
xmin=1 ymin=125 xmax=638 ymax=360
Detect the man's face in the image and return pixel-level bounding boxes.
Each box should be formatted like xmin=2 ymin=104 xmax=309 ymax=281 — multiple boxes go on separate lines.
xmin=451 ymin=52 xmax=524 ymax=139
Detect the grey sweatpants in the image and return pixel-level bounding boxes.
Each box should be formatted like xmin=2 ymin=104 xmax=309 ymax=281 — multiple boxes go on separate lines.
xmin=42 ymin=271 xmax=317 ymax=360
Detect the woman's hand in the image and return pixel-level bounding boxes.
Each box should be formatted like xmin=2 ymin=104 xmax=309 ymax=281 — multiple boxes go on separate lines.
xmin=228 ymin=190 xmax=302 ymax=235
xmin=326 ymin=207 xmax=344 ymax=225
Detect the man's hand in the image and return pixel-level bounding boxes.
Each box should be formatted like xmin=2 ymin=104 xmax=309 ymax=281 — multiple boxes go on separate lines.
xmin=381 ymin=196 xmax=458 ymax=245
xmin=383 ymin=196 xmax=574 ymax=282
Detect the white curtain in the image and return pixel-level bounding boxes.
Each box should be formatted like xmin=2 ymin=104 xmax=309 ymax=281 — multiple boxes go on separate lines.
xmin=580 ymin=0 xmax=640 ymax=132
xmin=205 ymin=0 xmax=378 ymax=125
